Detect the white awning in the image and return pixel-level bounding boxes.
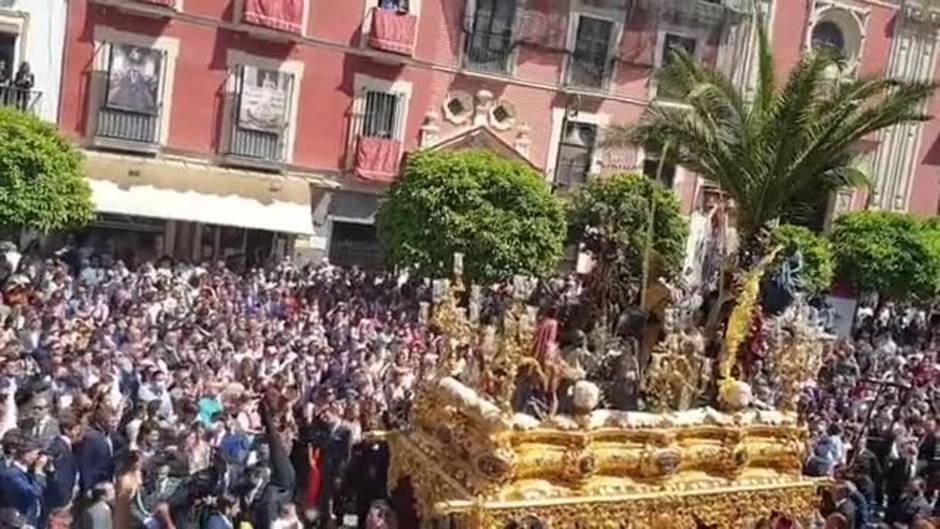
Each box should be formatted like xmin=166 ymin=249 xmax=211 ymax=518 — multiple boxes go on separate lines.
xmin=84 ymin=151 xmax=320 ymax=236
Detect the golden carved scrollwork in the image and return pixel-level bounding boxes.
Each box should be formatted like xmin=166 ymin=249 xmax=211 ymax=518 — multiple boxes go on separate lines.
xmin=393 ymin=378 xmax=822 ymax=529
xmin=401 ymin=259 xmax=823 ymax=529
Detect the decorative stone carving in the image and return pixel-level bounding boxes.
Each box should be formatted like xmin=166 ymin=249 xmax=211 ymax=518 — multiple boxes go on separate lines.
xmin=514 ymin=124 xmax=531 ymax=157
xmin=489 ymin=100 xmax=516 ymax=131
xmin=442 ymin=90 xmax=474 ymax=125
xmin=474 ymin=89 xmax=494 ymax=127
xmin=420 ymin=111 xmax=440 ymax=147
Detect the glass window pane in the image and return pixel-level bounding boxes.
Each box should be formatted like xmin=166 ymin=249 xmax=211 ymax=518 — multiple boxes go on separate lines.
xmin=569 ymin=17 xmax=613 ymax=89
xmin=465 ymin=0 xmax=517 ymax=72
xmin=662 ymin=33 xmax=697 ymax=66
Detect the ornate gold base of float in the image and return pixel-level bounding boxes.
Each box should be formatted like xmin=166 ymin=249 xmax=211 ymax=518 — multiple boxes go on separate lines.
xmin=388 ymin=378 xmax=823 ymax=529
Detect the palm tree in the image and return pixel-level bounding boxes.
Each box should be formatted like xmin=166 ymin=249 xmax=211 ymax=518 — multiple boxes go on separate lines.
xmin=606 ymin=23 xmax=935 ymax=258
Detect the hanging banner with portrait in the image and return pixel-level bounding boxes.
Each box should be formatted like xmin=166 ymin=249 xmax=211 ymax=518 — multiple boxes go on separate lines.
xmin=106 ymin=43 xmax=164 ymax=115
xmin=238 ymin=66 xmax=292 ymax=133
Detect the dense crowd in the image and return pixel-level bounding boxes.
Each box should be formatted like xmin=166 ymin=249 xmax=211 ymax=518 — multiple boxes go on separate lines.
xmin=0 ymin=246 xmax=437 ymax=529
xmin=0 ymin=243 xmax=936 ymax=529
xmin=798 ymin=303 xmax=939 ymax=529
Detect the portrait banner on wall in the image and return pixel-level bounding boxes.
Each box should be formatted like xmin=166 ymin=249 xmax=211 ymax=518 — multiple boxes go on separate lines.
xmin=106 ymin=43 xmax=164 ymax=115
xmin=238 ymin=66 xmax=292 ymax=133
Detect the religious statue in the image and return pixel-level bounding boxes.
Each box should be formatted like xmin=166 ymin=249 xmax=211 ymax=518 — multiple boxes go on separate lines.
xmin=763 ymin=248 xmax=805 ymax=315
xmin=524 ymin=314 xmax=574 ymax=416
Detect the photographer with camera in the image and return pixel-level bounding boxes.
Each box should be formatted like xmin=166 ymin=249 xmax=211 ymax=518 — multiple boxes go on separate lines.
xmin=0 ymin=430 xmax=49 ymax=527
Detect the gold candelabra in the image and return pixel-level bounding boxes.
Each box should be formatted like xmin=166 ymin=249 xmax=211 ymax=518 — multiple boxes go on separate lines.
xmin=427 ymin=254 xmax=539 ymax=413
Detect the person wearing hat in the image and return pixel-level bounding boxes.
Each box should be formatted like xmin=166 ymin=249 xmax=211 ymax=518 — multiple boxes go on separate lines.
xmin=0 ymin=431 xmax=48 ymax=527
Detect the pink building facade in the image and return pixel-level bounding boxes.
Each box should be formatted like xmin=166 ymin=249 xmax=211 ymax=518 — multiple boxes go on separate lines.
xmin=56 ymin=0 xmax=940 ymax=266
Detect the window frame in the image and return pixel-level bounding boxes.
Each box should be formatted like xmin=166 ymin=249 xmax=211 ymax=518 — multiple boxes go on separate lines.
xmin=553 ymin=119 xmax=599 ymax=189
xmin=461 ymin=0 xmax=520 ymax=75
xmin=562 ymin=11 xmax=622 ymax=91
xmin=360 ymin=0 xmax=423 ymax=49
xmin=347 ymin=74 xmax=413 ymax=169
xmin=220 ymin=50 xmax=304 ymax=166
xmin=651 ymin=25 xmax=707 ymax=101
xmin=546 ymin=107 xmax=610 ymax=184
xmin=361 ymin=90 xmax=404 ymax=140
xmin=90 ymin=27 xmax=180 ymax=147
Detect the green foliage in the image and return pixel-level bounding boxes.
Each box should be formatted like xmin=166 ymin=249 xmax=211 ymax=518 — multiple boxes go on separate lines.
xmin=606 ymin=22 xmax=934 ymax=247
xmin=831 ymin=211 xmax=940 ymax=299
xmin=376 ymin=149 xmax=566 ymax=282
xmin=568 ymin=172 xmax=688 ymax=302
xmin=0 ymin=107 xmax=94 ymax=233
xmin=769 ymin=224 xmax=834 ymax=295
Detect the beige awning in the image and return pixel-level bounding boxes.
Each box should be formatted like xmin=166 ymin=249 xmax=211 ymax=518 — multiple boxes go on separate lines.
xmin=83 ymin=150 xmax=328 ymax=235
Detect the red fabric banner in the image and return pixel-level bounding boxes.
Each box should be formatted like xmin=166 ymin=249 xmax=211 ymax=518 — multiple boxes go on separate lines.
xmin=302 ymin=447 xmax=322 ymax=510
xmin=243 ymin=0 xmax=304 ymax=34
xmin=355 ymin=136 xmax=402 ymax=183
xmin=368 ymin=9 xmax=418 ymax=56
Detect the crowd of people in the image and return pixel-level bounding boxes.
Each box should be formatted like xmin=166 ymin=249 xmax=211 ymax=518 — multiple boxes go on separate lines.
xmin=799 ymin=303 xmax=939 ymax=529
xmin=0 ymin=242 xmax=935 ymax=529
xmin=0 ymin=245 xmax=438 ymax=529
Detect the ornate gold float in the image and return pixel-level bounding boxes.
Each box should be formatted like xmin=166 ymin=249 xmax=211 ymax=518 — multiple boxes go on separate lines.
xmin=389 ymin=258 xmax=825 ymax=529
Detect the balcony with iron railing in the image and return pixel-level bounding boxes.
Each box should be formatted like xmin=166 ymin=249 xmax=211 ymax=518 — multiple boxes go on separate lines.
xmin=0 ymin=86 xmax=42 ymax=113
xmin=240 ymin=0 xmax=305 ymax=37
xmin=368 ymin=7 xmax=418 ymax=56
xmin=95 ymin=106 xmax=161 ymax=153
xmin=223 ymin=123 xmax=287 ymax=172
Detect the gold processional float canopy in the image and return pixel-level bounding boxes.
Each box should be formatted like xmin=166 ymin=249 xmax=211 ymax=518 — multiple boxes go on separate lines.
xmin=388 ymin=253 xmax=828 ymax=529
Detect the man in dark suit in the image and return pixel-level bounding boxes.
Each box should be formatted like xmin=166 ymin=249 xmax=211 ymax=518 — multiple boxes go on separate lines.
xmin=885 ymin=443 xmax=920 ymax=521
xmin=317 ymin=409 xmax=353 ymax=528
xmin=75 ymin=424 xmax=116 ymax=495
xmin=0 ymin=432 xmax=48 ymax=527
xmin=44 ymin=410 xmax=83 ymax=514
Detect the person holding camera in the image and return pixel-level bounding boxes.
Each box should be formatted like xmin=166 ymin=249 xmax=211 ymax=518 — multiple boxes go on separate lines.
xmin=0 ymin=431 xmax=48 ymax=527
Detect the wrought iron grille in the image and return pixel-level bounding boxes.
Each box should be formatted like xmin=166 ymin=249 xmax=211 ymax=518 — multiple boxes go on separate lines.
xmin=0 ymin=86 xmax=41 ymax=112
xmin=229 ymin=126 xmax=283 ymax=160
xmin=96 ymin=106 xmax=159 ymax=143
xmin=362 ymin=90 xmax=402 ymax=139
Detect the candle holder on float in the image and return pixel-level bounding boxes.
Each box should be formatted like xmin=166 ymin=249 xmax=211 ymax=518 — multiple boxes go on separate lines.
xmin=391 ymin=253 xmax=825 ymax=529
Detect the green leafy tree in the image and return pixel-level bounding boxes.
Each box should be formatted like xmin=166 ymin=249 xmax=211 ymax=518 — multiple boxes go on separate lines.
xmin=605 ymin=23 xmax=934 ymax=254
xmin=377 ymin=149 xmax=566 ymax=282
xmin=831 ymin=211 xmax=940 ymax=300
xmin=0 ymin=107 xmax=94 ymax=233
xmin=769 ymin=224 xmax=834 ymax=295
xmin=568 ymin=172 xmax=688 ymax=324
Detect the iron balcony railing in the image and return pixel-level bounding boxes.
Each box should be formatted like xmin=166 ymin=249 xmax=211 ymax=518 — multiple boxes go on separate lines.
xmin=0 ymin=86 xmax=42 ymax=113
xmin=96 ymin=106 xmax=160 ymax=144
xmin=228 ymin=125 xmax=285 ymax=162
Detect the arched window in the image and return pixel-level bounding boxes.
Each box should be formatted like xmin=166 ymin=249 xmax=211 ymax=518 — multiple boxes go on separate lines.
xmin=811 ymin=20 xmax=846 ymax=54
